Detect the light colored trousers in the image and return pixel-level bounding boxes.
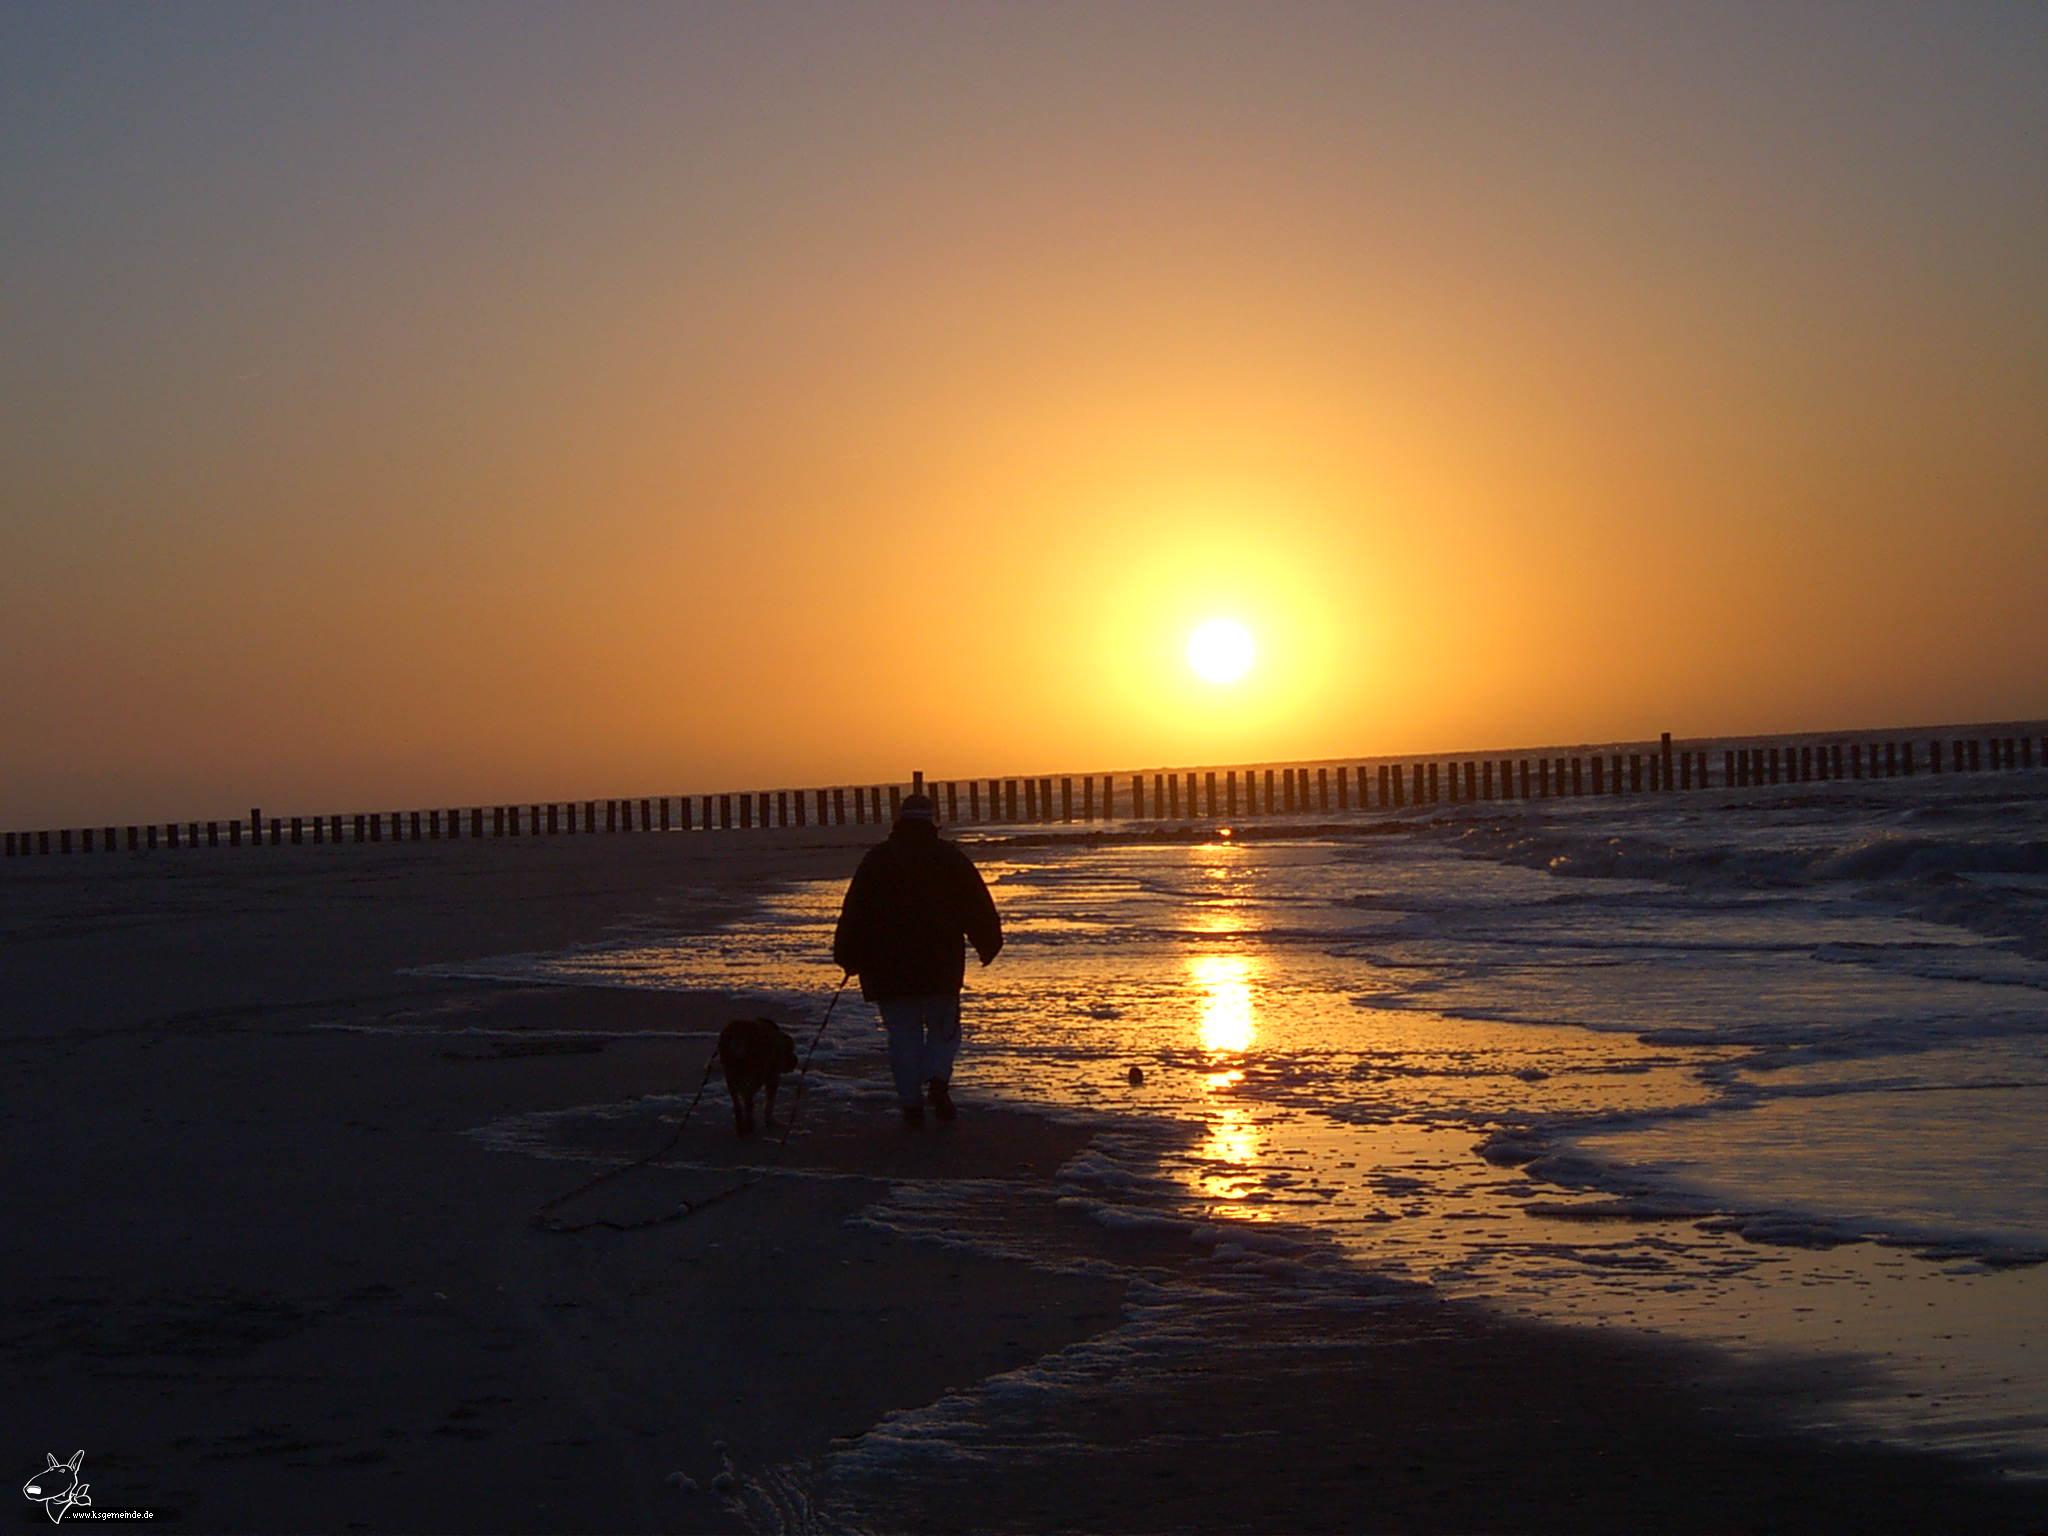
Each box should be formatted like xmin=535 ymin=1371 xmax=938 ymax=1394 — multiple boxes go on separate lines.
xmin=877 ymin=993 xmax=962 ymax=1108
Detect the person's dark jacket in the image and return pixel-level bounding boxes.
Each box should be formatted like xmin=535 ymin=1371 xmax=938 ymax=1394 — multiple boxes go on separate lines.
xmin=831 ymin=820 xmax=1002 ymax=1001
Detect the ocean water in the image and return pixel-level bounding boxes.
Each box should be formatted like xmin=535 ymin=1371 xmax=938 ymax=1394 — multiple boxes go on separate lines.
xmin=438 ymin=759 xmax=2048 ymax=1475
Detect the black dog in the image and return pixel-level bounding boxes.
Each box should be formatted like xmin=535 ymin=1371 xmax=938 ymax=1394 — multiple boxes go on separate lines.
xmin=716 ymin=1017 xmax=799 ymax=1136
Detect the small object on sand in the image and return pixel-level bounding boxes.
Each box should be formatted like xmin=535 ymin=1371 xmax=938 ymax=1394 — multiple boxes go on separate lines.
xmin=666 ymin=1472 xmax=697 ymax=1493
xmin=1128 ymin=1065 xmax=1145 ymax=1086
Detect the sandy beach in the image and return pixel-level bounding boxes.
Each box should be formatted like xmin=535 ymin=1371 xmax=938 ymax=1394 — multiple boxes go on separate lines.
xmin=2 ymin=829 xmax=2040 ymax=1533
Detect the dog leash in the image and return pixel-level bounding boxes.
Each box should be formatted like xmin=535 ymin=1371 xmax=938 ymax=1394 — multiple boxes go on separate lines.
xmin=529 ymin=972 xmax=852 ymax=1234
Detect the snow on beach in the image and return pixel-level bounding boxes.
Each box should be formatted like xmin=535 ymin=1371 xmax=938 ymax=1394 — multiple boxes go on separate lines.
xmin=437 ymin=765 xmax=2048 ymax=1473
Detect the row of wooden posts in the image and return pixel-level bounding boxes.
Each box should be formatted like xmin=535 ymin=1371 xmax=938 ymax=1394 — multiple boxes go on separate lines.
xmin=5 ymin=731 xmax=2043 ymax=858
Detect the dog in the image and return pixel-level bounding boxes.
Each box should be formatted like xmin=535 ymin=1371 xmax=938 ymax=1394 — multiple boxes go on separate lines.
xmin=716 ymin=1016 xmax=800 ymax=1137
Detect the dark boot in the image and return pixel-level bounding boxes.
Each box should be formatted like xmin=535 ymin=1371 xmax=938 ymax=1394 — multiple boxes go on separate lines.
xmin=901 ymin=1103 xmax=925 ymax=1128
xmin=928 ymin=1078 xmax=956 ymax=1123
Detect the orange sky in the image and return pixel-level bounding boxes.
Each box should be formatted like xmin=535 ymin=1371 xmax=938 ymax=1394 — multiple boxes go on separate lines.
xmin=4 ymin=4 xmax=2044 ymax=824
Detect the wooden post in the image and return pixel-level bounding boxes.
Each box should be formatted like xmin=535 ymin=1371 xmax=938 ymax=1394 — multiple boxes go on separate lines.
xmin=1537 ymin=759 xmax=1550 ymax=798
xmin=1002 ymin=780 xmax=1016 ymax=820
xmin=1314 ymin=766 xmax=1328 ymax=810
xmin=1335 ymin=766 xmax=1349 ymax=810
xmin=967 ymin=781 xmax=980 ymax=820
xmin=831 ymin=788 xmax=845 ymax=824
xmin=947 ymin=782 xmax=960 ymax=822
xmin=1165 ymin=773 xmax=1179 ymax=818
xmin=1629 ymin=754 xmax=1642 ymax=793
xmin=912 ymin=770 xmax=925 ymax=796
xmin=1025 ymin=779 xmax=1039 ymax=820
xmin=1061 ymin=777 xmax=1073 ymax=822
xmin=289 ymin=816 xmax=302 ymax=845
xmin=1482 ymin=761 xmax=1493 ymax=800
xmin=1225 ymin=770 xmax=1239 ymax=817
xmin=2025 ymin=738 xmax=2037 ymax=770
xmin=1463 ymin=761 xmax=1477 ymax=800
xmin=1199 ymin=771 xmax=1213 ymax=818
xmin=1128 ymin=775 xmax=1143 ymax=819
xmin=1968 ymin=739 xmax=1982 ymax=772
xmin=1514 ymin=760 xmax=1526 ymax=799
xmin=888 ymin=785 xmax=902 ymax=820
xmin=1373 ymin=765 xmax=1386 ymax=807
xmin=1391 ymin=764 xmax=1405 ymax=806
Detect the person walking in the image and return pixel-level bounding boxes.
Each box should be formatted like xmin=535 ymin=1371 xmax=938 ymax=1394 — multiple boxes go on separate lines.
xmin=831 ymin=792 xmax=1003 ymax=1126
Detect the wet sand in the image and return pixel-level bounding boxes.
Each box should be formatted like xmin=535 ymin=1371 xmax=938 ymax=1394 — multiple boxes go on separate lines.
xmin=2 ymin=834 xmax=2039 ymax=1531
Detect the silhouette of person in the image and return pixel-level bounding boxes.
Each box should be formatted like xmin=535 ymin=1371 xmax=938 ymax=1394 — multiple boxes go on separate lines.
xmin=831 ymin=792 xmax=1002 ymax=1126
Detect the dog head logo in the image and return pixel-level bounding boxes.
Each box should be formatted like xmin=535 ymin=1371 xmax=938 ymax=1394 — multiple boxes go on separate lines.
xmin=21 ymin=1451 xmax=90 ymax=1524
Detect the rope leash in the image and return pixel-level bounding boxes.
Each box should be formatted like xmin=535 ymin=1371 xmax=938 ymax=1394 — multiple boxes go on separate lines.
xmin=530 ymin=972 xmax=852 ymax=1234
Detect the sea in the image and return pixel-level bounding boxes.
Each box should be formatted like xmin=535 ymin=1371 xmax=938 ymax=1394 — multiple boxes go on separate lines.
xmin=438 ymin=727 xmax=2048 ymax=1481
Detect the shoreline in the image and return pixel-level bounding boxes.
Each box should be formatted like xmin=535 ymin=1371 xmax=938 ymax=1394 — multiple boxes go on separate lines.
xmin=3 ymin=837 xmax=2042 ymax=1531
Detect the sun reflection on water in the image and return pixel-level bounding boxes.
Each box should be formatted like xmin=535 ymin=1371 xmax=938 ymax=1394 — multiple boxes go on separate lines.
xmin=1188 ymin=953 xmax=1257 ymax=1054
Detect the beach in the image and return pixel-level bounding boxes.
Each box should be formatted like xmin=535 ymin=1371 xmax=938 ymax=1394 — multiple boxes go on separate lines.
xmin=3 ymin=805 xmax=2043 ymax=1533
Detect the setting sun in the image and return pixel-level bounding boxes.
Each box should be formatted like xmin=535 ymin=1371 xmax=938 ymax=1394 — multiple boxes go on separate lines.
xmin=1187 ymin=619 xmax=1256 ymax=686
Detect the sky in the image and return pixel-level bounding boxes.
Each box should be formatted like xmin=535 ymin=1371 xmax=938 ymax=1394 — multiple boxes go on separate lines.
xmin=4 ymin=2 xmax=2044 ymax=824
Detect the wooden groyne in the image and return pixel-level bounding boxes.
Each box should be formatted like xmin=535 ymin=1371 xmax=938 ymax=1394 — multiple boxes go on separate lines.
xmin=5 ymin=729 xmax=2044 ymax=858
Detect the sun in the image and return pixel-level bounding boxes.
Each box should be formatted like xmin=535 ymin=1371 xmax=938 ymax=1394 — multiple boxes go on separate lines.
xmin=1187 ymin=618 xmax=1255 ymax=685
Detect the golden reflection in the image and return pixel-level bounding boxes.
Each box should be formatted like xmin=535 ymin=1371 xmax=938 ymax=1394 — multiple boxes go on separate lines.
xmin=1195 ymin=1106 xmax=1273 ymax=1218
xmin=1204 ymin=1108 xmax=1256 ymax=1166
xmin=1188 ymin=953 xmax=1257 ymax=1054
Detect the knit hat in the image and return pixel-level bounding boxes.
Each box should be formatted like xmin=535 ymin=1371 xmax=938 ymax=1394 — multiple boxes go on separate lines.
xmin=897 ymin=792 xmax=936 ymax=823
